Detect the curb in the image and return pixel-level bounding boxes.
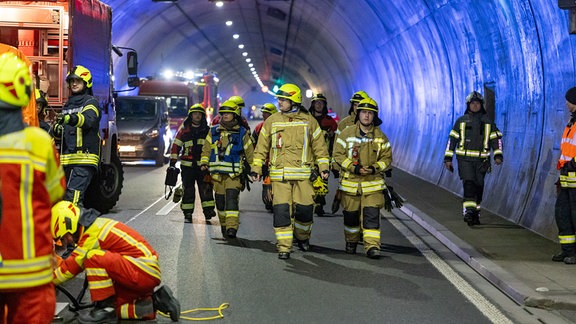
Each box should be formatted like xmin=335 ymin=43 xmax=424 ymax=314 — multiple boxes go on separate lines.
xmin=394 ymin=203 xmax=576 ymax=311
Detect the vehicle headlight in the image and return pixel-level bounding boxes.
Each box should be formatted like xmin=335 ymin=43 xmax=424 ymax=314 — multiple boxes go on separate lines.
xmin=146 ymin=128 xmax=159 ymax=138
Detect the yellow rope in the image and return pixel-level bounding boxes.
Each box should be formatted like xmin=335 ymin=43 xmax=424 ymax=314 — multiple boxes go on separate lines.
xmin=157 ymin=303 xmax=230 ymax=321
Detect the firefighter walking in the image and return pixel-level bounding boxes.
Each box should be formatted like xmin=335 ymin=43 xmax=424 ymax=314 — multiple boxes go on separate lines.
xmin=201 ymin=100 xmax=254 ymax=239
xmin=332 ymin=98 xmax=392 ymax=259
xmin=251 ymin=83 xmax=330 ymax=260
xmin=0 ymin=52 xmax=66 ymax=324
xmin=444 ymin=91 xmax=503 ymax=226
xmin=170 ymin=103 xmax=216 ymax=223
xmin=52 ymin=65 xmax=101 ymax=206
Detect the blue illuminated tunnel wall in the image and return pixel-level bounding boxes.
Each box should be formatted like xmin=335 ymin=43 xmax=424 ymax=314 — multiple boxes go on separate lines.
xmin=355 ymin=0 xmax=573 ymax=240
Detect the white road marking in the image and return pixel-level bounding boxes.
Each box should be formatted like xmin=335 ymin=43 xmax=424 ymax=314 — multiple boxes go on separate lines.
xmin=386 ymin=216 xmax=513 ymax=324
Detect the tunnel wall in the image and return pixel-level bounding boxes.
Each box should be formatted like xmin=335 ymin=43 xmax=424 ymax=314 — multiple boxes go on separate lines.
xmin=351 ymin=0 xmax=574 ymax=240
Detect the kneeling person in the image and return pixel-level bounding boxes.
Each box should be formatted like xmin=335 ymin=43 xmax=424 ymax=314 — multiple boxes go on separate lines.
xmin=51 ymin=201 xmax=180 ymax=322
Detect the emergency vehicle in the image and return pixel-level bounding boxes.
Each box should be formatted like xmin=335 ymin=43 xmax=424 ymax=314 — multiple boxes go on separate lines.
xmin=0 ymin=0 xmax=137 ymax=213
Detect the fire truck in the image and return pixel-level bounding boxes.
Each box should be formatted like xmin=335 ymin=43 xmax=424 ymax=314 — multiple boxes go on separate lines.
xmin=138 ymin=72 xmax=219 ymax=135
xmin=0 ymin=0 xmax=138 ymax=213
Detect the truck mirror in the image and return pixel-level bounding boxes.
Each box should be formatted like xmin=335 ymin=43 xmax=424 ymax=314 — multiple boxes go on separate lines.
xmin=127 ymin=51 xmax=138 ymax=75
xmin=127 ymin=76 xmax=140 ymax=87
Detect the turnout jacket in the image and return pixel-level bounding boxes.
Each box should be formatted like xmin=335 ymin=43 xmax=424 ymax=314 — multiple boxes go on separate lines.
xmin=59 ymin=93 xmax=101 ymax=168
xmin=200 ymin=123 xmax=254 ymax=179
xmin=444 ymin=112 xmax=503 ymax=162
xmin=170 ymin=122 xmax=210 ymax=168
xmin=335 ymin=112 xmax=357 ymax=136
xmin=333 ymin=124 xmax=392 ymax=194
xmin=252 ymin=109 xmax=330 ymax=181
xmin=0 ymin=126 xmax=66 ymax=289
xmin=53 ymin=214 xmax=161 ymax=285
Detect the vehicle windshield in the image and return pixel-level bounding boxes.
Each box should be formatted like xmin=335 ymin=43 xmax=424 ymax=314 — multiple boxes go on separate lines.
xmin=117 ymin=99 xmax=158 ymax=120
xmin=165 ymin=96 xmax=189 ymax=118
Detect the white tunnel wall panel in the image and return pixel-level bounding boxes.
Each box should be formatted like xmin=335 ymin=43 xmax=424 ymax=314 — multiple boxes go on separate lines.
xmin=103 ymin=0 xmax=575 ymax=240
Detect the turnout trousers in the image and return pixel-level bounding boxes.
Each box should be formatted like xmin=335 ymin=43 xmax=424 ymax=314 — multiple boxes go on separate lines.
xmin=0 ymin=283 xmax=55 ymax=324
xmin=83 ymin=250 xmax=161 ymax=320
xmin=342 ymin=191 xmax=384 ymax=252
xmin=271 ymin=180 xmax=315 ymax=253
xmin=181 ymin=166 xmax=215 ymax=218
xmin=63 ymin=165 xmax=95 ymax=206
xmin=555 ymin=188 xmax=576 ymax=256
xmin=213 ymin=174 xmax=242 ymax=233
xmin=457 ymin=159 xmax=486 ymax=216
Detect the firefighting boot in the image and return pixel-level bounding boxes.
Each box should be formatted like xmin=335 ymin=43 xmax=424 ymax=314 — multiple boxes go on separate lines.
xmin=366 ymin=247 xmax=380 ymax=259
xmin=78 ymin=296 xmax=116 ymax=323
xmin=226 ymin=228 xmax=237 ymax=239
xmin=204 ymin=208 xmax=216 ymax=221
xmin=463 ymin=211 xmax=475 ymax=226
xmin=184 ymin=211 xmax=193 ymax=223
xmin=278 ymin=252 xmax=290 ymax=260
xmin=297 ymin=239 xmax=310 ymax=252
xmin=221 ymin=226 xmax=228 ymax=239
xmin=153 ymin=285 xmax=180 ymax=322
xmin=345 ymin=242 xmax=358 ymax=254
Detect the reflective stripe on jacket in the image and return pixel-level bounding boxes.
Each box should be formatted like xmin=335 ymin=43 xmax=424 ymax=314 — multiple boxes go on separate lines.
xmin=252 ymin=110 xmax=330 ymax=181
xmin=333 ymin=124 xmax=392 ymax=194
xmin=60 ymin=94 xmax=101 ymax=167
xmin=444 ymin=112 xmax=503 ymax=161
xmin=200 ymin=124 xmax=253 ymax=177
xmin=0 ymin=127 xmax=66 ymax=289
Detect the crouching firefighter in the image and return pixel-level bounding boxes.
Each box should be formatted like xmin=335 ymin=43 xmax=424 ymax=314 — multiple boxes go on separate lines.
xmin=50 ymin=201 xmax=181 ymax=322
xmin=332 ymin=98 xmax=392 ymax=259
xmin=200 ymin=100 xmax=254 ymax=239
xmin=170 ymin=103 xmax=216 ymax=223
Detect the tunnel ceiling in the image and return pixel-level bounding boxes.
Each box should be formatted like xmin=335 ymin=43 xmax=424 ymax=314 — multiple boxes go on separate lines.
xmin=105 ymin=0 xmax=374 ymax=99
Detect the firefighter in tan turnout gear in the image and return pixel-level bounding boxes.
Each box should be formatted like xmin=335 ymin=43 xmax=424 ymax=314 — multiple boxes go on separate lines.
xmin=201 ymin=100 xmax=254 ymax=239
xmin=251 ymin=83 xmax=330 ymax=260
xmin=332 ymin=98 xmax=392 ymax=259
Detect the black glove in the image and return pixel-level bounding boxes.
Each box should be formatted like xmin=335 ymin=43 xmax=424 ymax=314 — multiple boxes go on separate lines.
xmin=353 ymin=164 xmax=363 ymax=175
xmin=321 ymin=170 xmax=330 ymax=178
xmin=368 ymin=166 xmax=376 ymax=174
xmin=169 ymin=160 xmax=176 ymax=167
xmin=331 ymin=169 xmax=340 ymax=178
xmin=384 ymin=169 xmax=392 ymax=177
xmin=383 ymin=189 xmax=393 ymax=212
xmin=52 ymin=123 xmax=63 ymax=137
xmin=388 ymin=186 xmax=404 ymax=208
xmin=250 ymin=171 xmax=259 ymax=178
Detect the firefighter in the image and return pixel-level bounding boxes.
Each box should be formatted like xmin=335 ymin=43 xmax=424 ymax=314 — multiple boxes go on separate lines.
xmin=309 ymin=93 xmax=338 ymax=216
xmin=252 ymin=103 xmax=278 ymax=211
xmin=200 ymin=100 xmax=254 ymax=239
xmin=444 ymin=91 xmax=503 ymax=226
xmin=552 ymin=87 xmax=576 ymax=264
xmin=52 ymin=65 xmax=101 ymax=206
xmin=0 ymin=52 xmax=66 ymax=324
xmin=170 ymin=103 xmax=216 ymax=223
xmin=251 ymin=83 xmax=330 ymax=260
xmin=332 ymin=98 xmax=392 ymax=259
xmin=51 ymin=201 xmax=181 ymax=322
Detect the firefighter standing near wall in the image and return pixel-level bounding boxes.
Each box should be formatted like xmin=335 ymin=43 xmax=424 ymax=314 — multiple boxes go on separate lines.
xmin=170 ymin=103 xmax=216 ymax=223
xmin=50 ymin=201 xmax=180 ymax=322
xmin=309 ymin=93 xmax=338 ymax=216
xmin=201 ymin=100 xmax=254 ymax=239
xmin=444 ymin=91 xmax=503 ymax=226
xmin=251 ymin=83 xmax=330 ymax=260
xmin=0 ymin=52 xmax=66 ymax=324
xmin=252 ymin=103 xmax=278 ymax=211
xmin=52 ymin=65 xmax=101 ymax=206
xmin=35 ymin=89 xmax=51 ymax=132
xmin=552 ymin=87 xmax=576 ymax=265
xmin=332 ymin=98 xmax=392 ymax=259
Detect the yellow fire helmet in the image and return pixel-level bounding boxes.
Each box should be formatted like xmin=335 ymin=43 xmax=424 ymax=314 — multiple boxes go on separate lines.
xmin=66 ymin=65 xmax=93 ymax=88
xmin=228 ymin=95 xmax=245 ymax=108
xmin=357 ymin=98 xmax=378 ymax=113
xmin=188 ymin=103 xmax=206 ymax=115
xmin=276 ymin=83 xmax=302 ymax=104
xmin=219 ymin=100 xmax=240 ymax=116
xmin=0 ymin=52 xmax=32 ymax=109
xmin=51 ymin=201 xmax=80 ymax=240
xmin=260 ymin=103 xmax=277 ymax=115
xmin=350 ymin=90 xmax=369 ymax=103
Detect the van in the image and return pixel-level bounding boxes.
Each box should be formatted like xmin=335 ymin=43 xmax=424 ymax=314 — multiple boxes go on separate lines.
xmin=116 ymin=96 xmax=172 ymax=166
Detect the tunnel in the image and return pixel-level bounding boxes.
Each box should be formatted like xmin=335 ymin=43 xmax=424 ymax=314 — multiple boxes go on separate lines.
xmin=103 ymin=0 xmax=574 ymax=240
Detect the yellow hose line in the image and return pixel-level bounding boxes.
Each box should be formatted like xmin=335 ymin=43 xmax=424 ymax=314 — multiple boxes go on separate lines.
xmin=157 ymin=303 xmax=230 ymax=321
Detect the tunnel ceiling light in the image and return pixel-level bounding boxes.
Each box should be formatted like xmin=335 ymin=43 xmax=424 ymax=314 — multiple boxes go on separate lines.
xmin=242 ymin=52 xmax=248 ymax=56
xmin=238 ymin=44 xmax=244 ymax=49
xmin=225 ymin=20 xmax=233 ymax=26
xmin=233 ymin=34 xmax=239 ymax=39
xmin=248 ymin=63 xmax=253 ymax=67
xmin=245 ymin=58 xmax=251 ymax=63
